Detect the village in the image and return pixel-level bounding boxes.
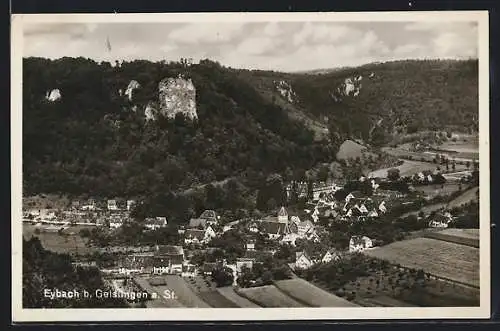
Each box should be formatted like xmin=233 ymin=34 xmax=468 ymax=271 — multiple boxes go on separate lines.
xmin=22 ymin=163 xmax=479 ymax=308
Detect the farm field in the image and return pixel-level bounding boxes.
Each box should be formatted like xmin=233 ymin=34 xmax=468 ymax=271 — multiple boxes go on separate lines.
xmin=132 ymin=276 xmax=185 ymax=308
xmin=162 ymin=275 xmax=211 ymax=308
xmin=414 ymin=183 xmax=462 ymax=198
xmin=369 ymin=160 xmax=440 ymax=178
xmin=23 ymin=223 xmax=94 ymax=255
xmin=436 ymin=141 xmax=479 ymax=154
xmin=400 ymin=202 xmax=447 ymax=218
xmin=382 ymin=147 xmax=476 ymax=164
xmin=354 ymin=295 xmax=417 ymax=307
xmin=184 ymin=275 xmax=239 ymax=307
xmin=424 ymin=228 xmax=479 ymax=248
xmin=447 ymin=187 xmax=479 ymax=208
xmin=274 ymin=278 xmax=358 ymax=307
xmin=23 ymin=194 xmax=72 ymax=210
xmin=236 ymin=285 xmax=305 ymax=307
xmin=336 ymin=140 xmax=369 ymax=160
xmin=363 ymin=237 xmax=479 ymax=287
xmin=216 ymin=286 xmax=261 ymax=307
xmin=197 ymin=291 xmax=240 ymax=308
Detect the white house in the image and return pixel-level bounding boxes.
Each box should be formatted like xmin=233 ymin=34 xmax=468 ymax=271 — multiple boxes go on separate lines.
xmin=109 ymin=218 xmax=124 ymax=229
xmin=358 ymin=204 xmax=368 ymax=214
xmin=144 ymin=217 xmax=168 ymax=231
xmin=236 ymin=258 xmax=255 ymax=273
xmin=322 ymin=249 xmax=341 ymax=263
xmin=246 ymin=240 xmax=256 ymax=251
xmin=295 ymin=251 xmax=314 ymax=270
xmin=281 ymin=233 xmax=301 ymax=246
xmin=107 ymin=199 xmax=118 ymax=211
xmin=378 ymin=201 xmax=387 ymax=214
xmin=126 ymin=200 xmax=136 ymax=211
xmin=297 ymin=220 xmax=314 ymax=238
xmin=345 ymin=193 xmax=355 ymax=203
xmin=367 ymin=210 xmax=379 ymax=218
xmin=248 ymin=222 xmax=260 ymax=233
xmin=204 ymin=225 xmax=217 ymax=242
xmin=349 ymin=236 xmax=373 ymax=253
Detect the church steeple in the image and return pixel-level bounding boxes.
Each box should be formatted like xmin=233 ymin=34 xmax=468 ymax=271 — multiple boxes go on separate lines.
xmin=277 ymin=206 xmax=288 ymax=223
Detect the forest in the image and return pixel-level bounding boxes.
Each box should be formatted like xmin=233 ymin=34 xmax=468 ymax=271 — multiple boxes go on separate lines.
xmin=23 ymin=57 xmax=478 ymax=221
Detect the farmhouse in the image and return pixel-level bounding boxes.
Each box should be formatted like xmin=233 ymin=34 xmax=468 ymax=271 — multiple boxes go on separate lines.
xmin=349 ymin=236 xmax=373 ymax=253
xmin=144 ymin=217 xmax=168 ymax=231
xmin=188 ymin=217 xmax=208 ymax=229
xmin=152 ymin=245 xmax=185 ymax=274
xmin=126 ymin=200 xmax=136 ymax=211
xmin=184 ymin=225 xmax=216 ymax=244
xmin=428 ymin=214 xmax=453 ymax=228
xmin=295 ymin=251 xmax=314 ymax=270
xmin=236 ymin=258 xmax=256 ymax=273
xmin=107 ymin=199 xmax=118 ymax=211
xmin=109 ymin=218 xmax=124 ymax=229
xmin=322 ymin=249 xmax=341 ymax=263
xmin=199 ymin=209 xmax=219 ymax=225
xmin=184 ymin=229 xmax=205 ymax=244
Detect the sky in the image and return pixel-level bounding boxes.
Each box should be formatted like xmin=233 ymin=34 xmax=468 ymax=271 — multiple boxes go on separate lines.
xmin=23 ymin=21 xmax=478 ymax=72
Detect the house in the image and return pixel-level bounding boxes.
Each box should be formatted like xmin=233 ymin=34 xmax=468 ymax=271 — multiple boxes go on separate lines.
xmin=109 ymin=218 xmax=124 ymax=229
xmin=277 ymin=206 xmax=288 ymax=223
xmin=245 ymin=239 xmax=256 ymax=251
xmin=358 ymin=204 xmax=369 ymax=214
xmin=305 ymin=229 xmax=321 ymax=242
xmin=126 ymin=200 xmax=136 ymax=211
xmin=295 ymin=251 xmax=314 ymax=270
xmin=290 ymin=216 xmax=301 ymax=226
xmin=281 ymin=233 xmax=301 ymax=246
xmin=204 ymin=225 xmax=217 ymax=242
xmin=378 ymin=201 xmax=387 ymax=214
xmin=144 ymin=217 xmax=168 ymax=231
xmin=188 ymin=218 xmax=207 ymax=229
xmin=199 ymin=209 xmax=219 ymax=225
xmin=152 ymin=245 xmax=185 ymax=274
xmin=349 ymin=236 xmax=373 ymax=253
xmin=345 ymin=193 xmax=355 ymax=203
xmin=248 ymin=221 xmax=260 ymax=233
xmin=428 ymin=213 xmax=452 ymax=228
xmin=321 ymin=249 xmax=341 ymax=263
xmin=367 ymin=209 xmax=379 ymax=218
xmin=297 ymin=220 xmax=314 ymax=238
xmin=107 ymin=199 xmax=118 ymax=211
xmin=236 ymin=258 xmax=256 ymax=273
xmin=184 ymin=229 xmax=205 ymax=244
xmin=184 ymin=226 xmax=216 ymax=245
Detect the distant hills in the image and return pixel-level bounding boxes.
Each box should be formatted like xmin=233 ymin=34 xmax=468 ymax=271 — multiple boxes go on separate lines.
xmin=22 ymin=57 xmax=478 ymax=205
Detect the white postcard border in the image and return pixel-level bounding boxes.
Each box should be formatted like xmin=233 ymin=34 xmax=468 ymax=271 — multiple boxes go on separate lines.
xmin=11 ymin=10 xmax=491 ymax=322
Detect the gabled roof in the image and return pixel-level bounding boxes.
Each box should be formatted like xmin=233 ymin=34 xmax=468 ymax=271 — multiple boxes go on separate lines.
xmin=185 ymin=228 xmax=205 ymax=240
xmin=145 ymin=217 xmax=168 ymax=226
xmin=200 ymin=209 xmax=217 ymax=220
xmin=278 ymin=206 xmax=288 ymax=217
xmin=295 ymin=251 xmax=312 ymax=261
xmin=153 ymin=255 xmax=184 ymax=265
xmin=243 ymin=250 xmax=273 ymax=261
xmin=260 ymin=220 xmax=288 ymax=235
xmin=155 ymin=245 xmax=184 ymax=256
xmin=350 ymin=235 xmax=372 ymax=246
xmin=189 ymin=218 xmax=207 ymax=229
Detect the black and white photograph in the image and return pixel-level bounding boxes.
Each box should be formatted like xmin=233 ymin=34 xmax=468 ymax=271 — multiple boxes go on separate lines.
xmin=11 ymin=11 xmax=490 ymax=321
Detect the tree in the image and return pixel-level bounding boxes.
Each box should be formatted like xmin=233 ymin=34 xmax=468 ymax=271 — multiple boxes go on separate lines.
xmin=211 ymin=267 xmax=234 ymax=287
xmin=387 ymin=168 xmax=400 ymax=181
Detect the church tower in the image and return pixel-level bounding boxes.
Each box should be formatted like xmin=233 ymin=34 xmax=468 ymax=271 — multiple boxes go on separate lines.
xmin=277 ymin=206 xmax=292 ymax=234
